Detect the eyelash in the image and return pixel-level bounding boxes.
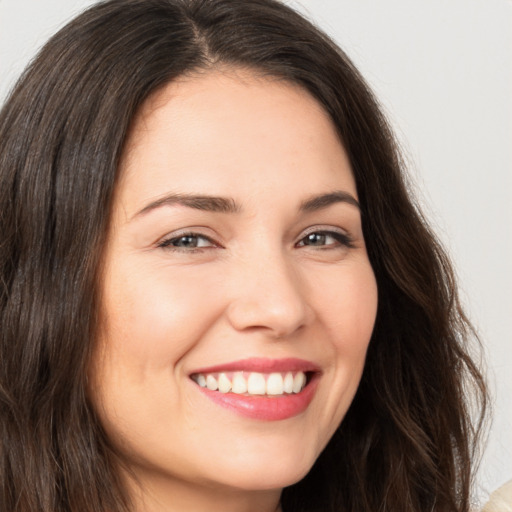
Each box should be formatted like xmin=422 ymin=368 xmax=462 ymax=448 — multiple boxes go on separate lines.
xmin=158 ymin=232 xmax=217 ymax=252
xmin=296 ymin=230 xmax=355 ymax=249
xmin=157 ymin=229 xmax=354 ymax=253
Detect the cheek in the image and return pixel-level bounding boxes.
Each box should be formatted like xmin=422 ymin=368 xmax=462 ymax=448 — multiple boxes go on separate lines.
xmin=312 ymin=261 xmax=378 ymax=349
xmin=297 ymin=261 xmax=377 ymax=449
xmin=98 ymin=261 xmax=226 ymax=368
xmin=89 ymin=263 xmax=226 ymax=451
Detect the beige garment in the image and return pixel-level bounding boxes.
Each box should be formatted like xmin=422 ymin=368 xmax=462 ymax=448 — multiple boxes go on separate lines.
xmin=482 ymin=480 xmax=512 ymax=512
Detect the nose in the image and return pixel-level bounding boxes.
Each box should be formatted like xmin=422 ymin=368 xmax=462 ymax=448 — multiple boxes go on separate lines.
xmin=225 ymin=251 xmax=314 ymax=339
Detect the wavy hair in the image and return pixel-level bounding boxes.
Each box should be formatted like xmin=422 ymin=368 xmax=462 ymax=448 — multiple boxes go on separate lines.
xmin=0 ymin=1 xmax=487 ymax=511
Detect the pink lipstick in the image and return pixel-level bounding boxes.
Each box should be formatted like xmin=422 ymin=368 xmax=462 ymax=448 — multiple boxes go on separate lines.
xmin=189 ymin=357 xmax=320 ymax=421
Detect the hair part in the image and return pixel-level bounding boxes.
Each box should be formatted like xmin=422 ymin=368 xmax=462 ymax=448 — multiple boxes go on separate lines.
xmin=0 ymin=1 xmax=487 ymax=511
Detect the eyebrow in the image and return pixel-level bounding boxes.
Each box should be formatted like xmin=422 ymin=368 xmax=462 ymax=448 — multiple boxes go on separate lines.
xmin=135 ymin=193 xmax=241 ymax=217
xmin=299 ymin=190 xmax=360 ymax=212
xmin=133 ymin=189 xmax=359 ymax=219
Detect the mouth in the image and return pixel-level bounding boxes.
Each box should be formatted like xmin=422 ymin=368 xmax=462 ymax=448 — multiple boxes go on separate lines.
xmin=189 ymin=358 xmax=320 ymax=421
xmin=190 ymin=370 xmax=311 ymax=396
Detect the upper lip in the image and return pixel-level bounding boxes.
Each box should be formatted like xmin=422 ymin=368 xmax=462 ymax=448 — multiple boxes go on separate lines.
xmin=190 ymin=357 xmax=320 ymax=375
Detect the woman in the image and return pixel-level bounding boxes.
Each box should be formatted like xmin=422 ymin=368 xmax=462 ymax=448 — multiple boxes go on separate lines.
xmin=0 ymin=1 xmax=488 ymax=511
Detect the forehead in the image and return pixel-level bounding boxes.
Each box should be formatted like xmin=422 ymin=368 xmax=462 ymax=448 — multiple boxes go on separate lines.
xmin=116 ymin=68 xmax=356 ymax=215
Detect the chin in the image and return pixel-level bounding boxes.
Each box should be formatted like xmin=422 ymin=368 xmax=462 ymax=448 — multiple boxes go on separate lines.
xmin=203 ymin=444 xmax=318 ymax=492
xmin=217 ymin=465 xmax=312 ymax=492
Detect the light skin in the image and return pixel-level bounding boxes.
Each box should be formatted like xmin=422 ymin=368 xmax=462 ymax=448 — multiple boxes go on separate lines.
xmin=90 ymin=68 xmax=378 ymax=512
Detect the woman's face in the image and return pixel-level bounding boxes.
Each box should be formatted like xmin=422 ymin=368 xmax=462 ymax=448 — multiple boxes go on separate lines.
xmin=91 ymin=69 xmax=378 ymax=506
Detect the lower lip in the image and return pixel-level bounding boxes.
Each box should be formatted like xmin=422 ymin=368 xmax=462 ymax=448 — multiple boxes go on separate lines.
xmin=193 ymin=376 xmax=319 ymax=421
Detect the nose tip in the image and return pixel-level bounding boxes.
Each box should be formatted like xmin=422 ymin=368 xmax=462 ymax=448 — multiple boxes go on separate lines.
xmin=226 ymin=262 xmax=314 ymax=338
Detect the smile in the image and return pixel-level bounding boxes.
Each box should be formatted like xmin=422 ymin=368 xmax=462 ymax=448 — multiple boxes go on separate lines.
xmin=191 ymin=370 xmax=308 ymax=396
xmin=189 ymin=358 xmax=320 ymax=421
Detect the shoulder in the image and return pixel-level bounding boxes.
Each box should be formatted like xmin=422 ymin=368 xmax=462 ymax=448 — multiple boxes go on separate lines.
xmin=482 ymin=480 xmax=512 ymax=512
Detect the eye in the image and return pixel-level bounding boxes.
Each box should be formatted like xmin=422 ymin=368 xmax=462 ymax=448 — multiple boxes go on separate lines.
xmin=158 ymin=232 xmax=217 ymax=251
xmin=296 ymin=230 xmax=354 ymax=249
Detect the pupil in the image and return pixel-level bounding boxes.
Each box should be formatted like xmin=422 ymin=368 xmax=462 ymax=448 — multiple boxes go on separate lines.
xmin=177 ymin=236 xmax=196 ymax=247
xmin=307 ymin=233 xmax=325 ymax=245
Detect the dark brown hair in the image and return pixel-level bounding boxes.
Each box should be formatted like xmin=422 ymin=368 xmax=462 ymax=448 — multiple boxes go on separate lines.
xmin=0 ymin=1 xmax=487 ymax=511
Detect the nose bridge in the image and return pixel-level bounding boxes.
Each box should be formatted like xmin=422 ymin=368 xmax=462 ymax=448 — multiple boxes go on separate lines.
xmin=226 ymin=243 xmax=313 ymax=337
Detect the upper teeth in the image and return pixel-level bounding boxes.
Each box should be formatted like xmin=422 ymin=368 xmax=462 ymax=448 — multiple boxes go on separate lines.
xmin=192 ymin=371 xmax=307 ymax=396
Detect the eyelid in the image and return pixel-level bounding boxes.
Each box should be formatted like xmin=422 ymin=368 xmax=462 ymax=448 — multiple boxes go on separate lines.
xmin=296 ymin=226 xmax=355 ymax=248
xmin=299 ymin=225 xmax=348 ymax=237
xmin=156 ymin=229 xmax=222 ymax=250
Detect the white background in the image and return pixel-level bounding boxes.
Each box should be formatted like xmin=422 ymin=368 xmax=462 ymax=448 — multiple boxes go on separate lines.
xmin=1 ymin=0 xmax=510 ymax=504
